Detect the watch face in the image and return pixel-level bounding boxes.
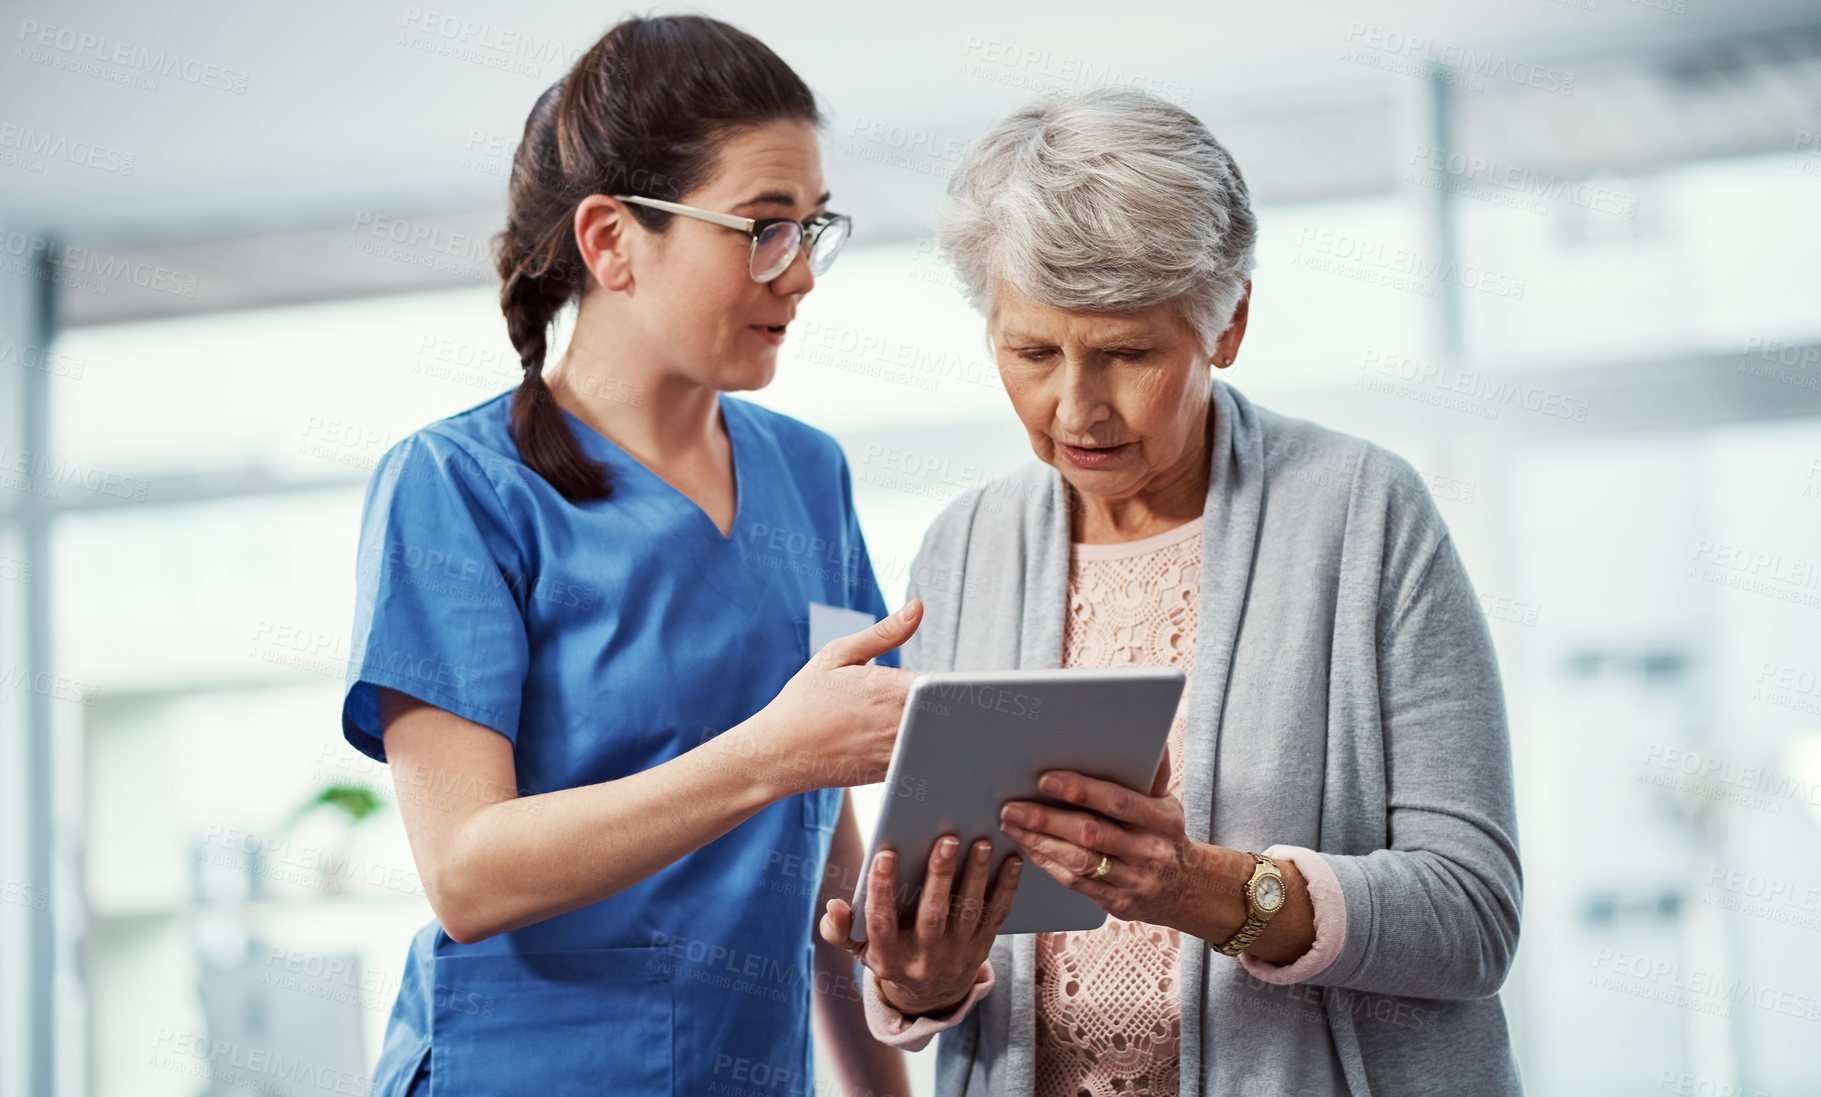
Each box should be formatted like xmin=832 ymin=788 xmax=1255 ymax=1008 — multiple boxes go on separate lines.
xmin=1255 ymin=875 xmax=1285 ymax=912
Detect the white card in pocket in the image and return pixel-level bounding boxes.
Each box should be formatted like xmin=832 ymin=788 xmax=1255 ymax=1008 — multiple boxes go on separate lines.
xmin=808 ymin=601 xmax=880 ymax=661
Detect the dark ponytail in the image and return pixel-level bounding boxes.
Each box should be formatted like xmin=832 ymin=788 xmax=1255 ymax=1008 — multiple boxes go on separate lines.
xmin=493 ymin=15 xmax=821 ymax=502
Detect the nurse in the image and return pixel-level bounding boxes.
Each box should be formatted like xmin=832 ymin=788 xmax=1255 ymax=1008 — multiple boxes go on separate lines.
xmin=338 ymin=15 xmax=917 ymax=1096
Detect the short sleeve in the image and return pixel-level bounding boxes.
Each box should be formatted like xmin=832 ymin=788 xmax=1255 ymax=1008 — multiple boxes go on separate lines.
xmin=340 ymin=434 xmax=531 ymax=763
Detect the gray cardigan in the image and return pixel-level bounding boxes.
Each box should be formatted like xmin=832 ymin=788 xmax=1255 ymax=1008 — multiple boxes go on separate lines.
xmin=898 ymin=377 xmax=1524 ymax=1097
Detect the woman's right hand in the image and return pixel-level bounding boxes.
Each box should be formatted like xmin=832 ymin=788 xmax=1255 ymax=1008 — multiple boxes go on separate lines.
xmin=820 ymin=835 xmax=1022 ymax=1016
xmin=741 ymin=599 xmax=923 ymax=798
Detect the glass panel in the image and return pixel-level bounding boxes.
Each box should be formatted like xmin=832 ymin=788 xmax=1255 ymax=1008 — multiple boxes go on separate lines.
xmin=61 ymin=494 xmax=435 ymax=1097
xmin=1501 ymin=418 xmax=1821 ymax=1095
xmin=48 ymin=287 xmax=523 ymax=482
xmin=55 ymin=491 xmax=363 ymax=692
xmin=1458 ymin=153 xmax=1821 ymax=370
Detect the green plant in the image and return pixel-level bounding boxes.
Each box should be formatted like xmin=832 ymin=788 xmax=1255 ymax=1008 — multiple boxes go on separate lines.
xmin=288 ymin=784 xmax=386 ymax=828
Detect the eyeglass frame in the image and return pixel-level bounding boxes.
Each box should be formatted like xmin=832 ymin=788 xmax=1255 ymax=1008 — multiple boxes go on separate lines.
xmin=610 ymin=194 xmax=852 ymax=283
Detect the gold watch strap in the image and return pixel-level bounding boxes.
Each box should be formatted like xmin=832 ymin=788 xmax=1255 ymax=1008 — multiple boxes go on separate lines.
xmin=1217 ymin=911 xmax=1270 ymax=957
xmin=1215 ymin=853 xmax=1279 ymax=957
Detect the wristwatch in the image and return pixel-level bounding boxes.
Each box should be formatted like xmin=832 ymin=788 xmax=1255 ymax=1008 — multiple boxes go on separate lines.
xmin=1215 ymin=852 xmax=1286 ymax=957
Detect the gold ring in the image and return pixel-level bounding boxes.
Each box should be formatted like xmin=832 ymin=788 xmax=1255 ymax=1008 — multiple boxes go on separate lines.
xmin=1092 ymin=855 xmax=1111 ymax=880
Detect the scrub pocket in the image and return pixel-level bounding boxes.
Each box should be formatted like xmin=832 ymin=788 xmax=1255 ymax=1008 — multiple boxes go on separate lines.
xmin=430 ymin=945 xmax=672 ymax=1095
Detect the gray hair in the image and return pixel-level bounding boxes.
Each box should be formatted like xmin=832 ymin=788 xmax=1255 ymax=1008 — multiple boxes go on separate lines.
xmin=938 ymin=89 xmax=1257 ymax=354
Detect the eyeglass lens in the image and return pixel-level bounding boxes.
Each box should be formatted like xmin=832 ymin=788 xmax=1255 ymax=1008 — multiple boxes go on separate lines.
xmin=750 ymin=222 xmax=802 ymax=282
xmin=749 ymin=218 xmax=850 ymax=282
xmin=807 ymin=218 xmax=849 ymax=276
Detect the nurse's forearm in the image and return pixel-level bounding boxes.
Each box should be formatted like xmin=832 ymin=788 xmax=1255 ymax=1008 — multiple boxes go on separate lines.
xmin=443 ymin=735 xmax=790 ymax=939
xmin=383 ymin=690 xmax=794 ymax=944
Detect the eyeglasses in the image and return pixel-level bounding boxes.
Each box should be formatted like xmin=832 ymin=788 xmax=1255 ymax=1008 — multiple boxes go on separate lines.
xmin=612 ymin=194 xmax=853 ymax=283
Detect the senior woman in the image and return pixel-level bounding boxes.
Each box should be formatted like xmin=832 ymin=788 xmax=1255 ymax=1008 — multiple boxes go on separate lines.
xmin=818 ymin=90 xmax=1523 ymax=1096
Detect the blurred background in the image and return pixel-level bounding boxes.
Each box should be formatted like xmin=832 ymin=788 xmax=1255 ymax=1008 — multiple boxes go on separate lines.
xmin=3 ymin=1 xmax=1820 ymax=1095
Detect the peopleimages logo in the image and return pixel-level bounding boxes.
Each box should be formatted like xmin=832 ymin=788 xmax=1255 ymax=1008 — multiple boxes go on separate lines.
xmin=0 ymin=228 xmax=199 ymax=299
xmin=919 ymin=681 xmax=1043 ymax=720
xmin=396 ymin=6 xmax=587 ymax=78
xmin=1296 ymin=229 xmax=1527 ymax=299
xmin=1640 ymin=742 xmax=1821 ymax=809
xmin=1341 ymin=23 xmax=1577 ymax=96
xmin=1357 ymin=350 xmax=1589 ymax=423
xmin=1406 ymin=144 xmax=1638 ymax=218
xmin=0 ymin=442 xmax=149 ymax=501
xmin=1589 ymin=947 xmax=1821 ymax=1023
xmin=14 ymin=18 xmax=250 ymax=94
xmin=0 ymin=121 xmax=135 ymax=175
xmin=957 ymin=35 xmax=1194 ymax=106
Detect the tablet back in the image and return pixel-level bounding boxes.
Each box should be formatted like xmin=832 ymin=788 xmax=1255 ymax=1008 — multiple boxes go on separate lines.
xmin=850 ymin=667 xmax=1186 ymax=940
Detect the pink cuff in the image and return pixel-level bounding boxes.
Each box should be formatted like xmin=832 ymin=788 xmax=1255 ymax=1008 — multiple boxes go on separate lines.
xmin=860 ymin=961 xmax=996 ymax=1051
xmin=1237 ymin=844 xmax=1348 ymax=984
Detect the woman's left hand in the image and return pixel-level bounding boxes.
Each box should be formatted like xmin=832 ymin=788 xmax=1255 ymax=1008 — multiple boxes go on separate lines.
xmin=998 ymin=746 xmax=1202 ymax=928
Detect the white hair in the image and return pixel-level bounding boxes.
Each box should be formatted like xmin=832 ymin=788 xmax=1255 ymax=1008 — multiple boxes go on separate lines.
xmin=938 ymin=89 xmax=1257 ymax=354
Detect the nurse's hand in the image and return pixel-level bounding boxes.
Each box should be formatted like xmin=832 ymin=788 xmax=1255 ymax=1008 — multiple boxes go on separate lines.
xmin=819 ymin=836 xmax=1021 ymax=1017
xmin=747 ymin=600 xmax=923 ymax=797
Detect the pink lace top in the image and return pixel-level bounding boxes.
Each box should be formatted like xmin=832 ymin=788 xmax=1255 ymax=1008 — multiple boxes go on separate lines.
xmin=859 ymin=516 xmax=1350 ymax=1081
xmin=1035 ymin=515 xmax=1207 ymax=1097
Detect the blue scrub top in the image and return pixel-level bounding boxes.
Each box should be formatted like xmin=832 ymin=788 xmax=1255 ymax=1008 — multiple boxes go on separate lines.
xmin=339 ymin=391 xmax=893 ymax=1096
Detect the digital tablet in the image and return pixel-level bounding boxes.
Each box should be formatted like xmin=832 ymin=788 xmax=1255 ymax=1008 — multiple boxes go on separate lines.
xmin=850 ymin=667 xmax=1186 ymax=940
